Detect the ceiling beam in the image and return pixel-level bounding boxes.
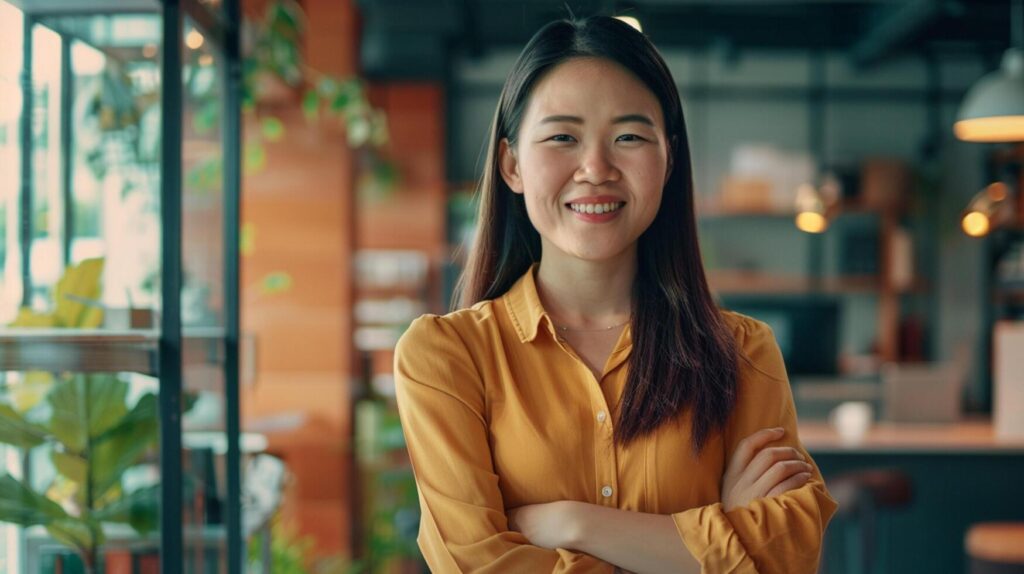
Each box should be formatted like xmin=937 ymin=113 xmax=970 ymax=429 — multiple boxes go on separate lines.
xmin=849 ymin=0 xmax=964 ymax=70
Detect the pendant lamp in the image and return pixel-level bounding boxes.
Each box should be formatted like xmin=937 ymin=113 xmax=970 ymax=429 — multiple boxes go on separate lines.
xmin=954 ymin=0 xmax=1024 ymax=142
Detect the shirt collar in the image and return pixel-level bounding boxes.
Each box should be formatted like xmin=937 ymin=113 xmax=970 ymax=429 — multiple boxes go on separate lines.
xmin=502 ymin=263 xmax=633 ymax=354
xmin=504 ymin=263 xmax=553 ymax=343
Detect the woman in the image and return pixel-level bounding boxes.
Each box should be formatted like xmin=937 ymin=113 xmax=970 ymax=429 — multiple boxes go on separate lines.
xmin=394 ymin=15 xmax=837 ymax=574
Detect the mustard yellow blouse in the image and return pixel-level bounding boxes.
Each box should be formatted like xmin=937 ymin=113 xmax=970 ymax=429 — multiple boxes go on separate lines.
xmin=394 ymin=265 xmax=838 ymax=573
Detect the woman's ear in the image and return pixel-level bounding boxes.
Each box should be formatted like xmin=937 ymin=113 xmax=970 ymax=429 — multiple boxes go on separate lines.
xmin=498 ymin=138 xmax=525 ymax=194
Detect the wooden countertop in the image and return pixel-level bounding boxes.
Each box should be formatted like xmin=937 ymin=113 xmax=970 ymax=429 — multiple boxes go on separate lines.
xmin=798 ymin=418 xmax=1024 ymax=455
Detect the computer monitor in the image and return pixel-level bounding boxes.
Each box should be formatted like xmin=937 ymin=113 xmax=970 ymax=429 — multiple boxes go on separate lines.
xmin=719 ymin=295 xmax=840 ymax=377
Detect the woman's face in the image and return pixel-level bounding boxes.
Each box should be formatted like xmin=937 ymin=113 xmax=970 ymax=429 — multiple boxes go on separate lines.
xmin=499 ymin=57 xmax=672 ymax=263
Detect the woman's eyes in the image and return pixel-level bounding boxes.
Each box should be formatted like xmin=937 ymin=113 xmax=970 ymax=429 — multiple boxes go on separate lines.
xmin=544 ymin=134 xmax=647 ymax=143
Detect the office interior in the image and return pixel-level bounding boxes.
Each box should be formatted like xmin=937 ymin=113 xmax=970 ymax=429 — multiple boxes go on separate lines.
xmin=0 ymin=0 xmax=1023 ymax=573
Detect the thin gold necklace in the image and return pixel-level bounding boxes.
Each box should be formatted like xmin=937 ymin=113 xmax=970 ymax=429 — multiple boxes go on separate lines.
xmin=554 ymin=318 xmax=630 ymax=332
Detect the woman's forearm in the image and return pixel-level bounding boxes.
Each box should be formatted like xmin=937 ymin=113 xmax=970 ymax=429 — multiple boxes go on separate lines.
xmin=566 ymin=502 xmax=702 ymax=574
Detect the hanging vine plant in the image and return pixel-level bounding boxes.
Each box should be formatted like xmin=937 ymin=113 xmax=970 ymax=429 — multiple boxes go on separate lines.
xmin=187 ymin=0 xmax=397 ymax=202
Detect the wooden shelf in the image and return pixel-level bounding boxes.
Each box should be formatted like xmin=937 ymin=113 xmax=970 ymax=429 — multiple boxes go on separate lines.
xmin=0 ymin=328 xmax=226 ymax=376
xmin=708 ymin=270 xmax=930 ymax=296
xmin=697 ymin=199 xmax=888 ymax=220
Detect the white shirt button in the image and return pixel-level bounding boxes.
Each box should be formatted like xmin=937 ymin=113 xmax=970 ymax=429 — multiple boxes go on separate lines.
xmin=596 ymin=410 xmax=607 ymax=423
xmin=601 ymin=485 xmax=613 ymax=498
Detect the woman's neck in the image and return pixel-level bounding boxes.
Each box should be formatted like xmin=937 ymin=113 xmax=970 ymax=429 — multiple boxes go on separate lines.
xmin=535 ymin=247 xmax=636 ymax=329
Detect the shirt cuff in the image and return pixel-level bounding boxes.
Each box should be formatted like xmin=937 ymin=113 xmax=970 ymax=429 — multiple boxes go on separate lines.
xmin=672 ymin=503 xmax=760 ymax=574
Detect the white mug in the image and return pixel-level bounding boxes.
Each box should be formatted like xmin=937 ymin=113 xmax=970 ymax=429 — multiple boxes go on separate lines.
xmin=828 ymin=401 xmax=873 ymax=445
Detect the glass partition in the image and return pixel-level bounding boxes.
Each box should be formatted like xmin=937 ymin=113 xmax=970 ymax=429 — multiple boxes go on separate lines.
xmin=0 ymin=1 xmax=242 ymax=572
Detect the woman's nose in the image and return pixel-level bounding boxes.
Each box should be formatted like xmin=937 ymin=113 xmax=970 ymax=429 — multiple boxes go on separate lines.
xmin=574 ymin=144 xmax=620 ymax=185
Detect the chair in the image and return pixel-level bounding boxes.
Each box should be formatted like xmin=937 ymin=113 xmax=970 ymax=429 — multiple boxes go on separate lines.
xmin=966 ymin=522 xmax=1024 ymax=574
xmin=821 ymin=468 xmax=914 ymax=574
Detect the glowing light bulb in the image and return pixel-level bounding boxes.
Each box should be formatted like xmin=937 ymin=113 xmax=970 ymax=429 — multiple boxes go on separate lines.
xmin=961 ymin=211 xmax=991 ymax=237
xmin=796 ymin=212 xmax=828 ymax=234
xmin=185 ymin=29 xmax=204 ymax=50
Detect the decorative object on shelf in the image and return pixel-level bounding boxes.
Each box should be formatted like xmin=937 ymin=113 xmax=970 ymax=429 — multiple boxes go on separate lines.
xmin=961 ymin=182 xmax=1016 ymax=237
xmin=953 ymin=0 xmax=1024 ymax=143
xmin=794 ymin=182 xmax=829 ymax=233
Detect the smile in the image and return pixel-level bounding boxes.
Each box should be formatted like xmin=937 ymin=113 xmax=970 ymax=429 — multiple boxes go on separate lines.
xmin=566 ymin=201 xmax=626 ymax=215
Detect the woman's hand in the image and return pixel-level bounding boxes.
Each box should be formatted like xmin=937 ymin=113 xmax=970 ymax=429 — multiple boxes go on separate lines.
xmin=720 ymin=427 xmax=814 ymax=512
xmin=507 ymin=500 xmax=579 ymax=550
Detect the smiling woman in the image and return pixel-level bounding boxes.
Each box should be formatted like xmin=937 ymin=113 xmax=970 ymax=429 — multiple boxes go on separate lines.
xmin=394 ymin=15 xmax=837 ymax=574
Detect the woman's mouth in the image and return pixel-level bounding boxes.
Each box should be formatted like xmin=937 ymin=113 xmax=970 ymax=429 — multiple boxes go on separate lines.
xmin=565 ymin=200 xmax=626 ymax=222
xmin=567 ymin=201 xmax=625 ymax=215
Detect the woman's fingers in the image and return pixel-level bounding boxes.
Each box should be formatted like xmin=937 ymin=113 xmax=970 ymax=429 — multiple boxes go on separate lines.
xmin=765 ymin=472 xmax=813 ymax=498
xmin=750 ymin=459 xmax=814 ymax=498
xmin=728 ymin=427 xmax=785 ymax=477
xmin=746 ymin=446 xmax=806 ymax=480
xmin=733 ymin=445 xmax=806 ymax=492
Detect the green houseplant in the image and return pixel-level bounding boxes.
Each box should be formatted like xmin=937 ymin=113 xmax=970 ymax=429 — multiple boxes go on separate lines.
xmin=0 ymin=258 xmax=194 ymax=574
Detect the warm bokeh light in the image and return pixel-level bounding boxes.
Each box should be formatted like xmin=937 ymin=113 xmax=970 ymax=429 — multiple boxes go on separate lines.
xmin=796 ymin=212 xmax=827 ymax=233
xmin=185 ymin=29 xmax=204 ymax=50
xmin=986 ymin=181 xmax=1009 ymax=201
xmin=962 ymin=211 xmax=991 ymax=237
xmin=615 ymin=16 xmax=642 ymax=32
xmin=953 ymin=116 xmax=1024 ymax=143
xmin=198 ymin=53 xmax=213 ymax=67
xmin=142 ymin=43 xmax=157 ymax=58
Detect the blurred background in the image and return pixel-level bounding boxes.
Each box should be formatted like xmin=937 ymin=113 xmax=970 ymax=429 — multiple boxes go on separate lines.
xmin=0 ymin=0 xmax=1023 ymax=573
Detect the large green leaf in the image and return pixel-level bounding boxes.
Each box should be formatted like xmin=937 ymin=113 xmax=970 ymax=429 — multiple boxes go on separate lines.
xmin=0 ymin=474 xmax=69 ymax=527
xmin=91 ymin=394 xmax=159 ymax=500
xmin=93 ymin=484 xmax=159 ymax=535
xmin=47 ymin=374 xmax=128 ymax=453
xmin=0 ymin=404 xmax=49 ymax=449
xmin=51 ymin=451 xmax=87 ymax=485
xmin=46 ymin=516 xmax=103 ymax=553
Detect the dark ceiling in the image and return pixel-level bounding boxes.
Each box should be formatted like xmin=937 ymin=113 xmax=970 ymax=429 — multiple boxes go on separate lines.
xmin=357 ymin=0 xmax=1018 ymax=78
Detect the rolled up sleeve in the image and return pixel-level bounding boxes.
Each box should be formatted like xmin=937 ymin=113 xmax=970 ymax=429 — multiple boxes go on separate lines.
xmin=394 ymin=315 xmax=616 ymax=573
xmin=670 ymin=318 xmax=838 ymax=574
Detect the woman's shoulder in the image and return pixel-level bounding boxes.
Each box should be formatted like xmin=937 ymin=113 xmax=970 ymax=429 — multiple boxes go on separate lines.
xmin=396 ymin=300 xmax=501 ymax=354
xmin=719 ymin=308 xmax=770 ymax=341
xmin=718 ymin=309 xmax=788 ymax=383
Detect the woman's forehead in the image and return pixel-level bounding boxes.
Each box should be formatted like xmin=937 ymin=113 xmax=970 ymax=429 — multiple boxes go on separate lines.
xmin=524 ymin=57 xmax=664 ymax=125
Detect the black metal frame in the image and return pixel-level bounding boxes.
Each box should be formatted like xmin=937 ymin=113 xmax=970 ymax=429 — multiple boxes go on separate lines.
xmin=18 ymin=14 xmax=33 ymax=307
xmin=14 ymin=0 xmax=242 ymax=572
xmin=223 ymin=0 xmax=242 ymax=571
xmin=158 ymin=2 xmax=185 ymax=572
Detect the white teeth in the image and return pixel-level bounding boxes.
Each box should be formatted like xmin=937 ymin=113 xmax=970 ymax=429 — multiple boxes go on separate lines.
xmin=569 ymin=202 xmax=625 ymax=214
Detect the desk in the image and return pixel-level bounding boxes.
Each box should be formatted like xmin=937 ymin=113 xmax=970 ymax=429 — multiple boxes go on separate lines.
xmin=799 ymin=419 xmax=1024 ymax=455
xmin=803 ymin=419 xmax=1024 ymax=574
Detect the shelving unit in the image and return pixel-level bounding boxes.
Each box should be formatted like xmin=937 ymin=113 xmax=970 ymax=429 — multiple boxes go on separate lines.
xmin=978 ymin=143 xmax=1024 ymax=413
xmin=0 ymin=0 xmax=243 ymax=572
xmin=699 ymin=184 xmax=933 ymax=367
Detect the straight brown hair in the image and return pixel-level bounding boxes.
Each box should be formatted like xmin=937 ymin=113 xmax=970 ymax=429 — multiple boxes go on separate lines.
xmin=454 ymin=16 xmax=739 ymax=456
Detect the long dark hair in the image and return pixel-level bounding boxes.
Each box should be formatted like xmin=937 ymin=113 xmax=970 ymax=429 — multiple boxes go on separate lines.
xmin=455 ymin=16 xmax=739 ymax=456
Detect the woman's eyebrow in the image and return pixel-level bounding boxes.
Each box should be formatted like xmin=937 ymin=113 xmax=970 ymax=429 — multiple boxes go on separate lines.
xmin=539 ymin=114 xmax=583 ymax=125
xmin=538 ymin=114 xmax=655 ymax=126
xmin=613 ymin=114 xmax=655 ymax=126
